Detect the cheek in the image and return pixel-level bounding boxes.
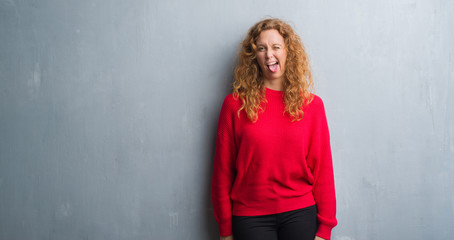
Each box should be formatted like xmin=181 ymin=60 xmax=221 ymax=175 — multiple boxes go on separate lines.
xmin=257 ymin=63 xmax=266 ymax=73
xmin=256 ymin=56 xmax=266 ymax=70
xmin=254 ymin=56 xmax=262 ymax=68
xmin=256 ymin=54 xmax=265 ymax=64
xmin=280 ymin=53 xmax=288 ymax=68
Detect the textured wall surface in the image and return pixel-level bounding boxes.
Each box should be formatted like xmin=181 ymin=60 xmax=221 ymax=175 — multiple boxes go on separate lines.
xmin=1 ymin=0 xmax=453 ymax=239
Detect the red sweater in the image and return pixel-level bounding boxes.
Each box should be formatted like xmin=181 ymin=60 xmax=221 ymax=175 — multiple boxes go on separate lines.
xmin=212 ymin=88 xmax=337 ymax=239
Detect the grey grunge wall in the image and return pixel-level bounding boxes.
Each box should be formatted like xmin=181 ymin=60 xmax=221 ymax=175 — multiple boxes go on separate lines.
xmin=1 ymin=0 xmax=453 ymax=239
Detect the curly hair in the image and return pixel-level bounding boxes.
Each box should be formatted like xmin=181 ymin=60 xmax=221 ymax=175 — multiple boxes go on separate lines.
xmin=232 ymin=18 xmax=314 ymax=123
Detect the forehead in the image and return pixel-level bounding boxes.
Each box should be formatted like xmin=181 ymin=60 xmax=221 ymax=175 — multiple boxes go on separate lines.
xmin=256 ymin=29 xmax=285 ymax=44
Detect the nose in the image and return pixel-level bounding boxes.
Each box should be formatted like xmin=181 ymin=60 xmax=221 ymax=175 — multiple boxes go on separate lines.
xmin=266 ymin=50 xmax=273 ymax=59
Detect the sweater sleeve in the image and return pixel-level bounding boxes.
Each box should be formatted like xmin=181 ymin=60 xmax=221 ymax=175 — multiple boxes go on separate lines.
xmin=307 ymin=96 xmax=337 ymax=240
xmin=211 ymin=95 xmax=237 ymax=236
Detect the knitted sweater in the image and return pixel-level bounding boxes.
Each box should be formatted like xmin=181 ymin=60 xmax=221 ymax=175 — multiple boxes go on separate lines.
xmin=211 ymin=87 xmax=337 ymax=240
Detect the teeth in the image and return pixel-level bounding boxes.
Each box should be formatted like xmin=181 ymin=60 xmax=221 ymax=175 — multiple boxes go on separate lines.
xmin=267 ymin=62 xmax=278 ymax=66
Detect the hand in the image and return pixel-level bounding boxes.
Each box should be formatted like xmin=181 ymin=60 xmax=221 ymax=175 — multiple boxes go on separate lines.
xmin=314 ymin=237 xmax=326 ymax=240
xmin=220 ymin=235 xmax=233 ymax=240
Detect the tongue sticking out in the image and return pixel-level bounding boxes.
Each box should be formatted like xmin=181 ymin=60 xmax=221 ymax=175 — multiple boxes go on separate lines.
xmin=268 ymin=63 xmax=278 ymax=73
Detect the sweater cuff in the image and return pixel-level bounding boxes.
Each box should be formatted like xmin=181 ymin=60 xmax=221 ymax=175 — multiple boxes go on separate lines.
xmin=218 ymin=218 xmax=233 ymax=237
xmin=316 ymin=223 xmax=334 ymax=240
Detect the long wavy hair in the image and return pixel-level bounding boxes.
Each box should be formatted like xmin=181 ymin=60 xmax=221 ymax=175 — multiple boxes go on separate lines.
xmin=233 ymin=18 xmax=314 ymax=123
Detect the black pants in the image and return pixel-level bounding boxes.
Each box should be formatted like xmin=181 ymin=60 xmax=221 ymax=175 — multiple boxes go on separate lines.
xmin=232 ymin=205 xmax=318 ymax=240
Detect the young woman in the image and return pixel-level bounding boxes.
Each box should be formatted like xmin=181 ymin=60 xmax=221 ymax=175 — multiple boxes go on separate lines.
xmin=212 ymin=18 xmax=337 ymax=240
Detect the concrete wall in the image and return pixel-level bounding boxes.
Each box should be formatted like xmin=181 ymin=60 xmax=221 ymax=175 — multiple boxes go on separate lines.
xmin=1 ymin=0 xmax=453 ymax=239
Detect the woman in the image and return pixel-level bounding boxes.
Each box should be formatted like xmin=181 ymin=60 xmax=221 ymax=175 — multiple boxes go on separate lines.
xmin=212 ymin=18 xmax=337 ymax=240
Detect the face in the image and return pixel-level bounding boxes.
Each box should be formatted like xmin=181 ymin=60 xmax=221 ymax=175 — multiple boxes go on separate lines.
xmin=255 ymin=29 xmax=287 ymax=84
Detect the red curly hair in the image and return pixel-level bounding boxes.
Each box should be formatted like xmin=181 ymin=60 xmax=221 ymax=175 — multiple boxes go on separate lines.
xmin=232 ymin=18 xmax=314 ymax=123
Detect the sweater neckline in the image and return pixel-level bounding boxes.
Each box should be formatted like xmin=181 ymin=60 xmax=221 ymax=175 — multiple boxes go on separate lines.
xmin=265 ymin=87 xmax=284 ymax=96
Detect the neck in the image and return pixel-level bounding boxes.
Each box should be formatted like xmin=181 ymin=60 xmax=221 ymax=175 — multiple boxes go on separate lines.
xmin=263 ymin=78 xmax=283 ymax=91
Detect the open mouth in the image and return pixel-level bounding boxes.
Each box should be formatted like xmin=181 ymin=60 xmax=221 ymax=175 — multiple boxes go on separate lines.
xmin=267 ymin=62 xmax=279 ymax=73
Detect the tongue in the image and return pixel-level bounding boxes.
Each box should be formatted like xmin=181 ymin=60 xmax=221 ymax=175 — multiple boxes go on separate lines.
xmin=269 ymin=64 xmax=278 ymax=73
